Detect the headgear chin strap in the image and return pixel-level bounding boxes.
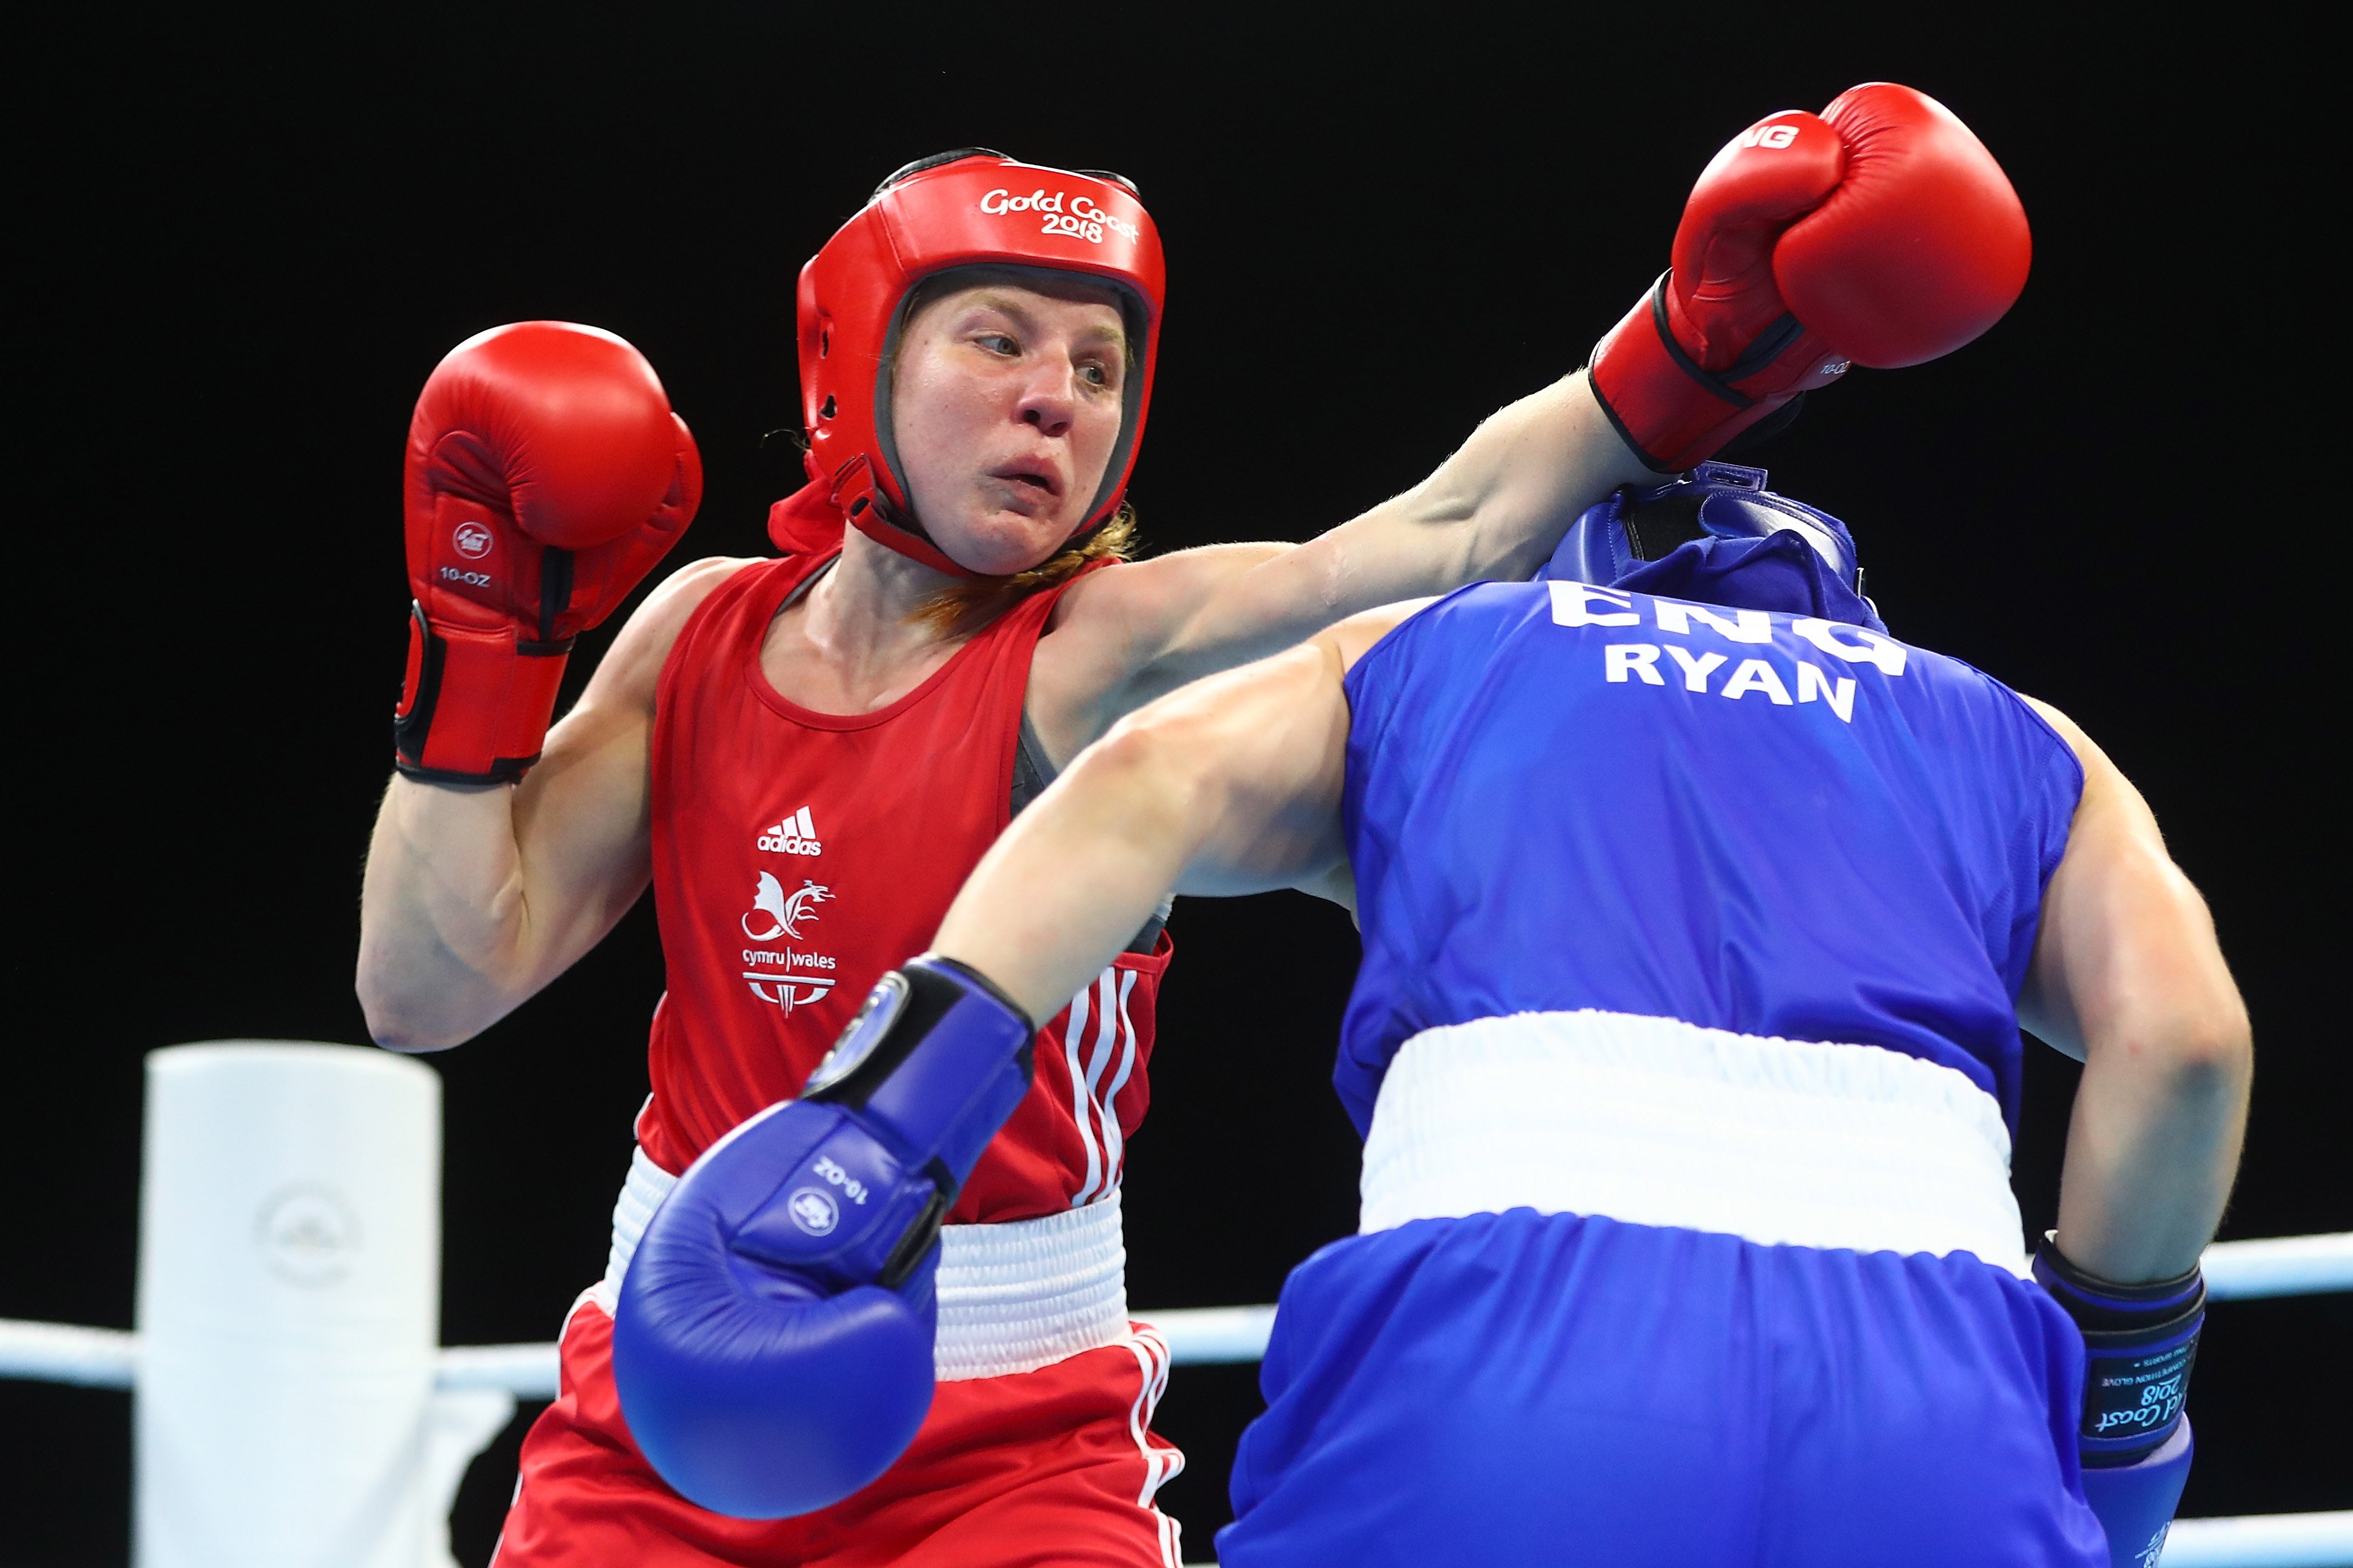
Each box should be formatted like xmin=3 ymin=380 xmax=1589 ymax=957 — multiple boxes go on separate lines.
xmin=1538 ymin=462 xmax=1887 ymax=633
xmin=789 ymin=149 xmax=1168 ymax=578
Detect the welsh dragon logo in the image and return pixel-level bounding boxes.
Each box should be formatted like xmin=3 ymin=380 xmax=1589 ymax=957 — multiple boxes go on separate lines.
xmin=743 ymin=872 xmax=833 ymax=941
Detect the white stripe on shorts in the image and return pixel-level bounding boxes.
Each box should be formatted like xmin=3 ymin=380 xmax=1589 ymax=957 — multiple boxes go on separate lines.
xmin=1118 ymin=1322 xmax=1184 ymax=1565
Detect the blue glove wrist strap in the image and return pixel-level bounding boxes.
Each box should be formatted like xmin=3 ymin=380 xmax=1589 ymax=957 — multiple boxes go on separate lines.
xmin=2033 ymin=1234 xmax=2206 ymax=1468
xmin=803 ymin=955 xmax=1036 ymax=1186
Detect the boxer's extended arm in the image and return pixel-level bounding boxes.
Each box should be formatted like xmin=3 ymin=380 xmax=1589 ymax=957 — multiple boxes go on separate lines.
xmin=2018 ymin=699 xmax=2253 ymax=1283
xmin=938 ymin=602 xmax=1420 ymax=1021
xmin=1039 ymin=87 xmax=2028 ymax=761
xmin=1033 ymin=373 xmax=1648 ymax=753
xmin=357 ymin=558 xmax=742 ymax=1050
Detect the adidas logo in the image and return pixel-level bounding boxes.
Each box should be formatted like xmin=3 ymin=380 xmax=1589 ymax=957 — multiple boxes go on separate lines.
xmin=757 ymin=806 xmax=822 ymax=856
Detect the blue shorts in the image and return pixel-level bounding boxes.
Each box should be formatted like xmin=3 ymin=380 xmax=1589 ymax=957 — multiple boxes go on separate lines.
xmin=1220 ymin=1209 xmax=2108 ymax=1568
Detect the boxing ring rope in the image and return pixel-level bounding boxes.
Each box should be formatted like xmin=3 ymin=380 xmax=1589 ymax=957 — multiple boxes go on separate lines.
xmin=6 ymin=1244 xmax=2345 ymax=1564
xmin=418 ymin=1305 xmax=1281 ymax=1399
xmin=6 ymin=1235 xmax=2342 ymax=1379
xmin=0 ymin=1044 xmax=2344 ymax=1567
xmin=0 ymin=1304 xmax=1286 ymax=1401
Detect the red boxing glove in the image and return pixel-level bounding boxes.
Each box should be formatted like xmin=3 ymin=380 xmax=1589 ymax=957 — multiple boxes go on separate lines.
xmin=1590 ymin=83 xmax=2032 ymax=472
xmin=394 ymin=322 xmax=702 ymax=784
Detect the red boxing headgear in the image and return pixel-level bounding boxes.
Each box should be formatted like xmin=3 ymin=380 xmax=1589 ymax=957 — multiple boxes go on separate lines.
xmin=793 ymin=150 xmax=1168 ymax=578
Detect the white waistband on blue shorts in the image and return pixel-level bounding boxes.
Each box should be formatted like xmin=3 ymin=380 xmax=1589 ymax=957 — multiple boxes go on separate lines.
xmin=593 ymin=1146 xmax=1130 ymax=1380
xmin=1358 ymin=1009 xmax=2029 ymax=1275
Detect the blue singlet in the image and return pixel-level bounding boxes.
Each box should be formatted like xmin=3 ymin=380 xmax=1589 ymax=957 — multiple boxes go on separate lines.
xmin=1218 ymin=579 xmax=2106 ymax=1568
xmin=1338 ymin=578 xmax=2082 ymax=1135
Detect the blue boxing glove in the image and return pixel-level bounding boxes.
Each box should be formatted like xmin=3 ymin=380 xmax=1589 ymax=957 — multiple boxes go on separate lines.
xmin=612 ymin=956 xmax=1035 ymax=1519
xmin=2034 ymin=1234 xmax=2208 ymax=1568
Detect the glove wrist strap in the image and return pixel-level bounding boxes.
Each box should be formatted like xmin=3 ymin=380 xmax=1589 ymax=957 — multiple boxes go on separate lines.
xmin=1588 ymin=273 xmax=1838 ymax=472
xmin=393 ymin=604 xmax=573 ymax=785
xmin=2034 ymin=1234 xmax=2206 ymax=1468
xmin=803 ymin=956 xmax=1037 ymax=1189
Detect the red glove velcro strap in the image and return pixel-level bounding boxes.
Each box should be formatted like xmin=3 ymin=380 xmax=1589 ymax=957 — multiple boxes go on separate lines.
xmin=1587 ymin=275 xmax=1831 ymax=473
xmin=392 ymin=603 xmax=573 ymax=785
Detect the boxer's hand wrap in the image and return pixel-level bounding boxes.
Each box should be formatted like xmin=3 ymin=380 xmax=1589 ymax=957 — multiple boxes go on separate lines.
xmin=394 ymin=321 xmax=701 ymax=785
xmin=2035 ymin=1235 xmax=2206 ymax=1568
xmin=612 ymin=957 xmax=1036 ymax=1520
xmin=1588 ymin=83 xmax=2031 ymax=472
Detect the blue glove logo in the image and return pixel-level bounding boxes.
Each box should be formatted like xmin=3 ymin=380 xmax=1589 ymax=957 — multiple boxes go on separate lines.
xmin=786 ymin=1188 xmax=839 ymax=1236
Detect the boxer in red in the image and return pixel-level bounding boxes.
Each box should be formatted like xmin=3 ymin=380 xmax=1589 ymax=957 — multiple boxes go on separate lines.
xmin=359 ymin=112 xmax=1991 ymax=1563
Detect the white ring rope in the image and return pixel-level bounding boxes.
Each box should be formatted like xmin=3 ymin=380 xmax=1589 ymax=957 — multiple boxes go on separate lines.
xmin=0 ymin=1319 xmax=140 ymax=1389
xmin=2200 ymin=1232 xmax=2353 ymax=1301
xmin=0 ymin=1304 xmax=1284 ymax=1397
xmin=2160 ymin=1514 xmax=2353 ymax=1568
xmin=6 ymin=1234 xmax=2348 ymax=1565
xmin=10 ymin=1232 xmax=2337 ymax=1394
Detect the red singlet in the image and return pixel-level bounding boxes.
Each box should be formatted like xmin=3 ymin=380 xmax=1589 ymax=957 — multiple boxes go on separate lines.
xmin=495 ymin=549 xmax=1188 ymax=1567
xmin=639 ymin=551 xmax=1172 ymax=1218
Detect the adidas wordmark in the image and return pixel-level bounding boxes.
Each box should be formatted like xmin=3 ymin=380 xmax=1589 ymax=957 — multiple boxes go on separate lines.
xmin=757 ymin=806 xmax=822 ymax=856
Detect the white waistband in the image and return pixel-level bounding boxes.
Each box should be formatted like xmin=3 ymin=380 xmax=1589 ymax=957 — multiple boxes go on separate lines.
xmin=1359 ymin=1010 xmax=2028 ymax=1274
xmin=931 ymin=1193 xmax=1130 ymax=1380
xmin=597 ymin=1147 xmax=1129 ymax=1380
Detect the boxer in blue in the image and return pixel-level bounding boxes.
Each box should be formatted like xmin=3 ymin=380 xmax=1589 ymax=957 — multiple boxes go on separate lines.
xmin=905 ymin=465 xmax=2252 ymax=1566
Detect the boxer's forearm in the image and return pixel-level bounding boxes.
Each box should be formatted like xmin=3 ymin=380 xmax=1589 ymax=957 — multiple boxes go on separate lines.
xmin=1370 ymin=369 xmax=1658 ymax=583
xmin=358 ymin=777 xmax=540 ymax=1048
xmin=2058 ymin=1023 xmax=2249 ymax=1282
xmin=357 ymin=696 xmax=655 ymax=1050
xmin=938 ymin=640 xmax=1355 ymax=1022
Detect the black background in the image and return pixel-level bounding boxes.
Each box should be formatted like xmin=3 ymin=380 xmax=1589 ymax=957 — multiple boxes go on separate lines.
xmin=9 ymin=6 xmax=2343 ymax=1564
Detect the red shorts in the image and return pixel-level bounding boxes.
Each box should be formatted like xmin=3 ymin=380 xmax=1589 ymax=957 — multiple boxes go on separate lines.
xmin=491 ymin=1293 xmax=1188 ymax=1567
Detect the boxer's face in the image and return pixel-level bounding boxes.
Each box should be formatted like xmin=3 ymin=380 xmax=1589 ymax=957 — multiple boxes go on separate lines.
xmin=891 ymin=276 xmax=1129 ymax=575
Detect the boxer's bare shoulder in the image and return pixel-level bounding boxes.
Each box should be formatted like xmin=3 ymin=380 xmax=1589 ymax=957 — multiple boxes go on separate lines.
xmin=565 ymin=554 xmax=763 ymax=721
xmin=515 ymin=554 xmax=761 ymax=794
xmin=1027 ymin=541 xmax=1291 ymax=757
xmin=1325 ymin=596 xmax=1435 ymax=670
